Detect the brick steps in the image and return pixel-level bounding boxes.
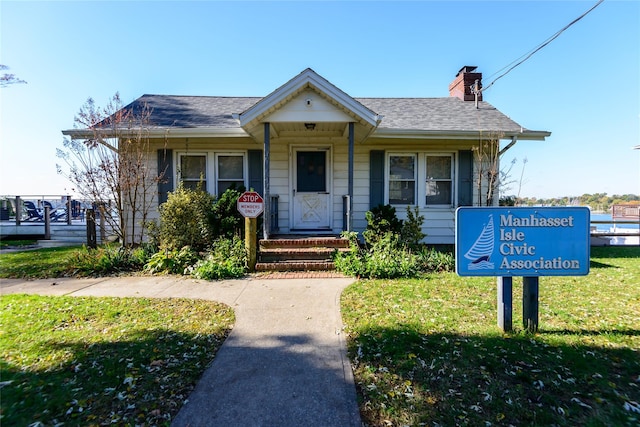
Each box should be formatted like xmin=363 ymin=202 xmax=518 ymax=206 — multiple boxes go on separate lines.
xmin=256 ymin=237 xmax=349 ymax=272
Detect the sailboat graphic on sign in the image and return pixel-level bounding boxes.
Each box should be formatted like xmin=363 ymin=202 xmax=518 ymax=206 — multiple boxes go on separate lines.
xmin=464 ymin=215 xmax=495 ymax=270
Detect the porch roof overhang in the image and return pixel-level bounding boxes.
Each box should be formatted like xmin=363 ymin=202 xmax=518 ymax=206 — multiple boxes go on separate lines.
xmin=237 ymin=68 xmax=382 ymax=141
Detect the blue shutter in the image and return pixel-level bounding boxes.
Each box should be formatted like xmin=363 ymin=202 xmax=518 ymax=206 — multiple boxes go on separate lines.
xmin=157 ymin=149 xmax=173 ymax=205
xmin=370 ymin=150 xmax=385 ymax=209
xmin=458 ymin=150 xmax=473 ymax=206
xmin=248 ymin=150 xmax=264 ymax=196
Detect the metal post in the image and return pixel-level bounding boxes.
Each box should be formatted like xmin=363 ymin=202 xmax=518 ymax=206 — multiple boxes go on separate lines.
xmin=497 ymin=276 xmax=513 ymax=332
xmin=523 ymin=277 xmax=540 ymax=333
xmin=86 ymin=209 xmax=97 ymax=249
xmin=15 ymin=196 xmax=21 ymax=226
xmin=348 ymin=122 xmax=354 ymax=232
xmin=99 ymin=203 xmax=106 ymax=243
xmin=263 ymin=122 xmax=270 ymax=240
xmin=44 ymin=206 xmax=51 ymax=240
xmin=66 ymin=196 xmax=72 ymax=225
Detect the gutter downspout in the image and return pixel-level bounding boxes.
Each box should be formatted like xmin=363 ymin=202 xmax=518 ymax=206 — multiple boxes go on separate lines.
xmin=499 ymin=135 xmax=518 ymax=156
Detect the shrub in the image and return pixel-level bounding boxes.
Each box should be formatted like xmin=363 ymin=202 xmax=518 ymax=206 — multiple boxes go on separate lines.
xmin=365 ymin=233 xmax=419 ymax=279
xmin=68 ymin=245 xmax=149 ymax=276
xmin=416 ymin=246 xmax=455 ymax=272
xmin=157 ymin=185 xmax=217 ymax=252
xmin=400 ymin=205 xmax=426 ymax=248
xmin=363 ymin=204 xmax=403 ymax=246
xmin=211 ymin=185 xmax=245 ymax=238
xmin=333 ymin=232 xmax=366 ymax=277
xmin=191 ymin=236 xmax=246 ymax=280
xmin=334 ymin=231 xmax=420 ymax=279
xmin=144 ymin=246 xmax=199 ymax=275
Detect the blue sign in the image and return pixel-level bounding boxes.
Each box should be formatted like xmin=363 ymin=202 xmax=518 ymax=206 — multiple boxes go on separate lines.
xmin=456 ymin=207 xmax=590 ymax=277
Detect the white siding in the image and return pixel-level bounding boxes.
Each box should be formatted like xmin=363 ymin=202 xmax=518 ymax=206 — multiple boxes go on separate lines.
xmin=139 ymin=136 xmax=492 ymax=244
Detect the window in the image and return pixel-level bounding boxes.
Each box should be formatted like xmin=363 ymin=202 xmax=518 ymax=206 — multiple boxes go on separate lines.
xmin=383 ymin=152 xmax=455 ymax=207
xmin=388 ymin=154 xmax=416 ymax=205
xmin=216 ymin=154 xmax=245 ymax=195
xmin=425 ymin=155 xmax=453 ymax=205
xmin=177 ymin=152 xmax=247 ymax=195
xmin=179 ymin=154 xmax=207 ymax=190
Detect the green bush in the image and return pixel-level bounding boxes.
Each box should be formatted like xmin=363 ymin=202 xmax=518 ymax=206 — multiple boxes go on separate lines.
xmin=363 ymin=204 xmax=403 ymax=246
xmin=334 ymin=231 xmax=420 ymax=279
xmin=211 ymin=186 xmax=244 ymax=238
xmin=157 ymin=185 xmax=217 ymax=252
xmin=400 ymin=205 xmax=426 ymax=248
xmin=191 ymin=236 xmax=246 ymax=280
xmin=365 ymin=233 xmax=419 ymax=279
xmin=68 ymin=245 xmax=150 ymax=276
xmin=144 ymin=246 xmax=199 ymax=275
xmin=416 ymin=246 xmax=455 ymax=272
xmin=333 ymin=232 xmax=366 ymax=277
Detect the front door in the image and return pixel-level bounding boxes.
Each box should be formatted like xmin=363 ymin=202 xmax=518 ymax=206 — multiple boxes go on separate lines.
xmin=292 ymin=148 xmax=331 ymax=230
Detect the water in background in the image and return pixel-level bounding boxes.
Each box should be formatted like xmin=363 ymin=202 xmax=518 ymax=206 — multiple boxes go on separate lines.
xmin=591 ymin=213 xmax=640 ymax=232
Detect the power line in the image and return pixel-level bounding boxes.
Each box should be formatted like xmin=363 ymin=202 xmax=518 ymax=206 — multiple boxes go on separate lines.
xmin=481 ymin=0 xmax=604 ymax=93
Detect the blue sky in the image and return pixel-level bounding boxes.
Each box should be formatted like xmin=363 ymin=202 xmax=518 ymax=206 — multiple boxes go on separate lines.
xmin=1 ymin=0 xmax=638 ymax=199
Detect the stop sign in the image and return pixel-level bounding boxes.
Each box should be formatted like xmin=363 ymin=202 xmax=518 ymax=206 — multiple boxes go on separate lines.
xmin=237 ymin=191 xmax=264 ymax=218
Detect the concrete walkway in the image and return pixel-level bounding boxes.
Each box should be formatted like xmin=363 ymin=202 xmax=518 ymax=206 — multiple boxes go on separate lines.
xmin=1 ymin=275 xmax=362 ymax=427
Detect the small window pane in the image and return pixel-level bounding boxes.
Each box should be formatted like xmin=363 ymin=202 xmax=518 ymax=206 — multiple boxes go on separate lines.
xmin=217 ymin=181 xmax=244 ymax=195
xmin=426 ymin=181 xmax=451 ymax=205
xmin=218 ymin=156 xmax=243 ymax=180
xmin=389 ymin=181 xmax=415 ymax=205
xmin=427 ymin=156 xmax=451 ymax=179
xmin=181 ymin=156 xmax=206 ymax=180
xmin=390 ymin=156 xmax=415 ymax=179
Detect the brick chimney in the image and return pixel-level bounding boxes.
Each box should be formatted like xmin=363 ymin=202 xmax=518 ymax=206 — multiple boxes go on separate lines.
xmin=449 ymin=66 xmax=482 ymax=102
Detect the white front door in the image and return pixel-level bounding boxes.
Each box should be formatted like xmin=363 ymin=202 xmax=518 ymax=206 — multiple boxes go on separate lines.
xmin=292 ymin=148 xmax=331 ymax=230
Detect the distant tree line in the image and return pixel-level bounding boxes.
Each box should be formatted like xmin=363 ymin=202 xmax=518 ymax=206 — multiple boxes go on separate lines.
xmin=500 ymin=193 xmax=640 ymax=212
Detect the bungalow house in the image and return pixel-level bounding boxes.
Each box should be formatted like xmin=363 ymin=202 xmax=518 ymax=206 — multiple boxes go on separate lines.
xmin=63 ymin=67 xmax=549 ymax=253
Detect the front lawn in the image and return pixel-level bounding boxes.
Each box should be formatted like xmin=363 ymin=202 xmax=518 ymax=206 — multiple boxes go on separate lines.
xmin=341 ymin=246 xmax=640 ymax=426
xmin=1 ymin=295 xmax=234 ymax=426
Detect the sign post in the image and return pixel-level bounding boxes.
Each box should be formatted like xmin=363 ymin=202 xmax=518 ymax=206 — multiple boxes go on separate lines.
xmin=237 ymin=191 xmax=264 ymax=271
xmin=456 ymin=207 xmax=590 ymax=333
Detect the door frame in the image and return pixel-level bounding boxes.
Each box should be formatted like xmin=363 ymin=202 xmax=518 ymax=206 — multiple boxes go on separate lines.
xmin=290 ymin=145 xmax=333 ymax=231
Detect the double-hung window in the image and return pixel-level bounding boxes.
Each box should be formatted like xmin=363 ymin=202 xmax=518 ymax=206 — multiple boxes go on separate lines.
xmin=177 ymin=152 xmax=246 ymax=195
xmin=388 ymin=154 xmax=416 ymax=205
xmin=179 ymin=154 xmax=207 ymax=190
xmin=425 ymin=154 xmax=453 ymax=205
xmin=385 ymin=152 xmax=454 ymax=207
xmin=216 ymin=154 xmax=245 ymax=195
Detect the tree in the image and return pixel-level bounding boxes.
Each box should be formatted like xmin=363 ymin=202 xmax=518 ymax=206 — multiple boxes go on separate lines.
xmin=57 ymin=93 xmax=166 ymax=246
xmin=0 ymin=65 xmax=26 ymax=87
xmin=472 ymin=133 xmax=502 ymax=206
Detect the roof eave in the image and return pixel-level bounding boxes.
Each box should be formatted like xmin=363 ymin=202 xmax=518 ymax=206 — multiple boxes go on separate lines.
xmin=371 ymin=128 xmax=551 ymax=141
xmin=62 ymin=127 xmax=251 ymax=139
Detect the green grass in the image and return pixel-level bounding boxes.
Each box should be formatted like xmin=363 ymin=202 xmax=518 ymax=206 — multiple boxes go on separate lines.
xmin=341 ymin=246 xmax=640 ymax=426
xmin=1 ymin=295 xmax=234 ymax=426
xmin=0 ymin=246 xmax=81 ymax=278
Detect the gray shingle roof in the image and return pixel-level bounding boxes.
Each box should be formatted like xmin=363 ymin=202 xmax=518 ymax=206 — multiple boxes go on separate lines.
xmin=126 ymin=94 xmax=532 ymax=134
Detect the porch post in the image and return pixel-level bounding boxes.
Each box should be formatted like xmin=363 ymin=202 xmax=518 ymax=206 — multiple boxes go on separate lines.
xmin=263 ymin=122 xmax=270 ymax=240
xmin=347 ymin=122 xmax=354 ymax=231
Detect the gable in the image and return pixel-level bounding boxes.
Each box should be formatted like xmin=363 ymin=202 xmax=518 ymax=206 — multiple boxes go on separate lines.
xmin=238 ymin=68 xmax=381 ymax=141
xmin=266 ymin=89 xmax=354 ymax=123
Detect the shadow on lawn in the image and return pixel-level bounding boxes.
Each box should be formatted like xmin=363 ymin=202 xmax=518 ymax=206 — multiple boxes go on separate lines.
xmin=540 ymin=328 xmax=640 ymax=337
xmin=3 ymin=331 xmax=360 ymax=427
xmin=349 ymin=326 xmax=640 ymax=427
xmin=1 ymin=329 xmax=228 ymax=426
xmin=591 ymin=246 xmax=640 ymax=260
